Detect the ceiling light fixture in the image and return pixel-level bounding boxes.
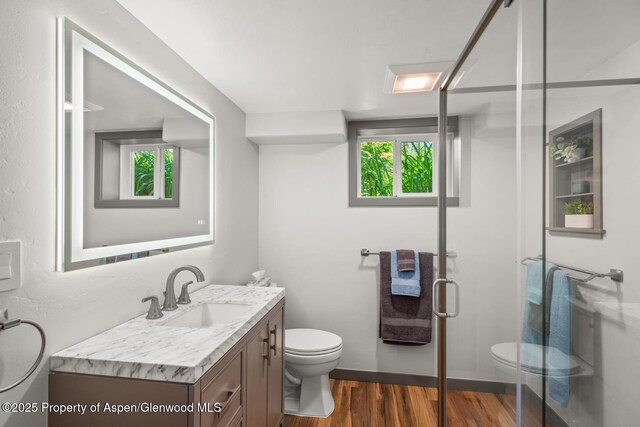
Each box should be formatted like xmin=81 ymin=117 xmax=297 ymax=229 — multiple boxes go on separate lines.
xmin=384 ymin=61 xmax=453 ymax=95
xmin=403 ymin=76 xmax=429 ymax=90
xmin=393 ymin=72 xmax=441 ymax=93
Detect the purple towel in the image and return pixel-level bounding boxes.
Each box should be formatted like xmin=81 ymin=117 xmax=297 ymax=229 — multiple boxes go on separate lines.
xmin=379 ymin=251 xmax=433 ymax=345
xmin=396 ymin=249 xmax=415 ymax=272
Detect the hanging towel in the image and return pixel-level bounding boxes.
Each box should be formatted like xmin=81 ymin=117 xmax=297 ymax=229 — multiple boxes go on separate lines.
xmin=528 ymin=266 xmax=561 ymax=335
xmin=548 ymin=269 xmax=571 ymax=407
xmin=391 ymin=250 xmax=421 ymax=297
xmin=396 ymin=249 xmax=416 ymax=272
xmin=522 ymin=264 xmax=572 ymax=407
xmin=527 ymin=260 xmax=554 ymax=304
xmin=379 ymin=251 xmax=433 ymax=345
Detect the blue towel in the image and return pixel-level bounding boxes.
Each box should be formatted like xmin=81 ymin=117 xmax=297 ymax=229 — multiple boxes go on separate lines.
xmin=390 ymin=250 xmax=420 ymax=297
xmin=522 ymin=265 xmax=572 ymax=407
xmin=526 ymin=260 xmax=556 ymax=304
xmin=548 ymin=270 xmax=571 ymax=407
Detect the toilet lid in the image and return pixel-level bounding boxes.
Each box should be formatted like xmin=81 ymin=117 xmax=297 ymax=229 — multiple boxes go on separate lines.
xmin=285 ymin=329 xmax=342 ymax=356
xmin=491 ymin=342 xmax=581 ymax=376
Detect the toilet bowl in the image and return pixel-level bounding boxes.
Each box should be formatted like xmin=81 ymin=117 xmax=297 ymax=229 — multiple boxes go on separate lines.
xmin=490 ymin=342 xmax=582 ymax=381
xmin=284 ymin=328 xmax=342 ymax=418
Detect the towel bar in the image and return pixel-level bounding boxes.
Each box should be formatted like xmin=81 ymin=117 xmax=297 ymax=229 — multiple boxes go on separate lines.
xmin=361 ymin=248 xmax=457 ymax=258
xmin=521 ymin=256 xmax=623 ymax=283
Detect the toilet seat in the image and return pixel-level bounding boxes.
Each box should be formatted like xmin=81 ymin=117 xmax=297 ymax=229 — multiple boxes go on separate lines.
xmin=285 ymin=329 xmax=343 ymax=356
xmin=491 ymin=342 xmax=581 ymax=377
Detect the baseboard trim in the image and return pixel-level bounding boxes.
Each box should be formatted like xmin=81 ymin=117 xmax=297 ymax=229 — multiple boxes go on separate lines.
xmin=330 ymin=368 xmax=512 ymax=394
xmin=329 ymin=369 xmax=568 ymax=427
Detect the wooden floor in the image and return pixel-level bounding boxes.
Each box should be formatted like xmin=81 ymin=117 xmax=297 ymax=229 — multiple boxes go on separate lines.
xmin=284 ymin=379 xmax=521 ymax=427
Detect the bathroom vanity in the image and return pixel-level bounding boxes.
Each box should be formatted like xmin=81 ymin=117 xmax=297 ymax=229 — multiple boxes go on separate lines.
xmin=48 ymin=285 xmax=285 ymax=427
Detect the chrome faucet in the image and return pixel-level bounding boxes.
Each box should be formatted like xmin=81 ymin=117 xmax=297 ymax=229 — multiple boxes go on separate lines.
xmin=141 ymin=296 xmax=163 ymax=320
xmin=163 ymin=265 xmax=205 ymax=311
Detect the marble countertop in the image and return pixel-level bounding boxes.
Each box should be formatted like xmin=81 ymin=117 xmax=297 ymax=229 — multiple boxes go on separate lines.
xmin=50 ymin=285 xmax=285 ymax=383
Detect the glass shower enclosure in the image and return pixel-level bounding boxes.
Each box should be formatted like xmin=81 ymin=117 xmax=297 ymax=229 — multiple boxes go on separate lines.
xmin=435 ymin=0 xmax=640 ymax=425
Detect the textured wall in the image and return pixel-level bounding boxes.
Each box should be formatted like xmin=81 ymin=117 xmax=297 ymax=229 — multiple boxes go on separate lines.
xmin=0 ymin=1 xmax=258 ymax=426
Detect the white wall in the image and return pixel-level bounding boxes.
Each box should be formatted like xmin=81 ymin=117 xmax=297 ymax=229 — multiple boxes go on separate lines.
xmin=538 ymin=83 xmax=640 ymax=426
xmin=258 ymin=110 xmax=520 ymax=381
xmin=518 ymin=25 xmax=640 ymax=421
xmin=0 ymin=1 xmax=258 ymax=426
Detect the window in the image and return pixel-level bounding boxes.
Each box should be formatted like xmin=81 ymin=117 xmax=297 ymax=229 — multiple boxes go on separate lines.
xmin=120 ymin=145 xmax=175 ymax=200
xmin=349 ymin=117 xmax=460 ymax=207
xmin=94 ymin=129 xmax=181 ymax=209
xmin=358 ymin=136 xmax=436 ymax=198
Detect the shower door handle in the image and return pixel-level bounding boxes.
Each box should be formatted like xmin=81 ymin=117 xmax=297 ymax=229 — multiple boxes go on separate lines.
xmin=432 ymin=278 xmax=460 ymax=318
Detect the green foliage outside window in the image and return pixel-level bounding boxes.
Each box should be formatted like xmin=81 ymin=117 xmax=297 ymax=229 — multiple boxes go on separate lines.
xmin=402 ymin=141 xmax=433 ymax=193
xmin=360 ymin=141 xmax=394 ymax=196
xmin=132 ymin=149 xmax=174 ymax=198
xmin=360 ymin=140 xmax=433 ymax=197
xmin=164 ymin=149 xmax=174 ymax=199
xmin=133 ymin=151 xmax=155 ymax=196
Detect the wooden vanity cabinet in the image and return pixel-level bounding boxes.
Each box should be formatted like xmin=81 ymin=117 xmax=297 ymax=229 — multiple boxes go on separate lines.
xmin=49 ymin=300 xmax=284 ymax=427
xmin=267 ymin=309 xmax=284 ymax=427
xmin=246 ymin=306 xmax=284 ymax=427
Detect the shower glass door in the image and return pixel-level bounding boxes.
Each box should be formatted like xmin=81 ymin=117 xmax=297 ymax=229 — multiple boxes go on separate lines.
xmin=438 ymin=0 xmax=640 ymax=426
xmin=436 ymin=0 xmax=545 ymax=425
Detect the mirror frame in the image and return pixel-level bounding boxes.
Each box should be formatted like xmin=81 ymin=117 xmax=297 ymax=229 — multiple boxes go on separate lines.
xmin=56 ymin=18 xmax=216 ymax=271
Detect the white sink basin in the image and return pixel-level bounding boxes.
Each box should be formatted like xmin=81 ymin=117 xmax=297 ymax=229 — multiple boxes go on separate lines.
xmin=162 ymin=303 xmax=253 ymax=328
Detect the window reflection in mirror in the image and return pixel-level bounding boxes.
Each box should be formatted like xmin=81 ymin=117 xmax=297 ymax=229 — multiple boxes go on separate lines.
xmin=94 ymin=130 xmax=182 ymax=207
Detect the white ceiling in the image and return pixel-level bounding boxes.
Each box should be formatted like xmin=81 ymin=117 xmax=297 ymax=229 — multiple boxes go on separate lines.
xmin=116 ymin=0 xmax=640 ymax=120
xmin=116 ymin=0 xmax=494 ymax=119
xmin=84 ymin=50 xmax=193 ymax=132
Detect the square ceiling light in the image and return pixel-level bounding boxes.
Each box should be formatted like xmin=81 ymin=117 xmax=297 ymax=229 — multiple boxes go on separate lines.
xmin=392 ymin=72 xmax=442 ymax=93
xmin=384 ymin=61 xmax=453 ymax=94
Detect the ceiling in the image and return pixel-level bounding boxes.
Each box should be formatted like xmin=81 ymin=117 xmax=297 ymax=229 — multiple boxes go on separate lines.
xmin=116 ymin=0 xmax=640 ymax=120
xmin=116 ymin=0 xmax=494 ymax=119
xmin=83 ymin=50 xmax=193 ymax=132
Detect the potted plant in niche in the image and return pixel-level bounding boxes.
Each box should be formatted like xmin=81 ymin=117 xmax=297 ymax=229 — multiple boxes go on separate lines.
xmin=550 ymin=135 xmax=592 ymax=163
xmin=563 ymin=199 xmax=594 ymax=228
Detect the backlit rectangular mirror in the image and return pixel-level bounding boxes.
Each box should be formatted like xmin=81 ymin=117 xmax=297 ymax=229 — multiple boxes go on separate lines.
xmin=57 ymin=18 xmax=215 ymax=271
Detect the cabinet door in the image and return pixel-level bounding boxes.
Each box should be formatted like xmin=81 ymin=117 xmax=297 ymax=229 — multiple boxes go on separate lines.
xmin=201 ymin=352 xmax=242 ymax=427
xmin=246 ymin=323 xmax=269 ymax=427
xmin=267 ymin=308 xmax=284 ymax=427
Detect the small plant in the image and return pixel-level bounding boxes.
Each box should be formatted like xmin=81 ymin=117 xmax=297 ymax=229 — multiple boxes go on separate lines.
xmin=550 ymin=135 xmax=592 ymax=163
xmin=563 ymin=199 xmax=594 ymax=215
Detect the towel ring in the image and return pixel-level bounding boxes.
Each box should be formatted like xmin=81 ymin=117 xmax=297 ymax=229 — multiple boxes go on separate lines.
xmin=0 ymin=318 xmax=46 ymax=393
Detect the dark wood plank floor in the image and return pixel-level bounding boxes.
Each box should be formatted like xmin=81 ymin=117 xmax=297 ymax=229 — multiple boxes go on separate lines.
xmin=284 ymin=379 xmax=520 ymax=427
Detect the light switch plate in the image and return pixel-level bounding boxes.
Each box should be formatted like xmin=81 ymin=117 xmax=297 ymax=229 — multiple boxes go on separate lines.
xmin=0 ymin=241 xmax=20 ymax=292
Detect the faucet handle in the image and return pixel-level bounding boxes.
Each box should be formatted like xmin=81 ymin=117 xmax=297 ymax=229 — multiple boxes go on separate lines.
xmin=177 ymin=281 xmax=194 ymax=305
xmin=142 ymin=295 xmax=163 ymax=320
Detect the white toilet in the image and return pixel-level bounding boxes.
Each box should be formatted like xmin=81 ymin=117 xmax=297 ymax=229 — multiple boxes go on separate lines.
xmin=490 ymin=308 xmax=594 ymax=381
xmin=490 ymin=342 xmax=582 ymax=380
xmin=284 ymin=328 xmax=343 ymax=418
